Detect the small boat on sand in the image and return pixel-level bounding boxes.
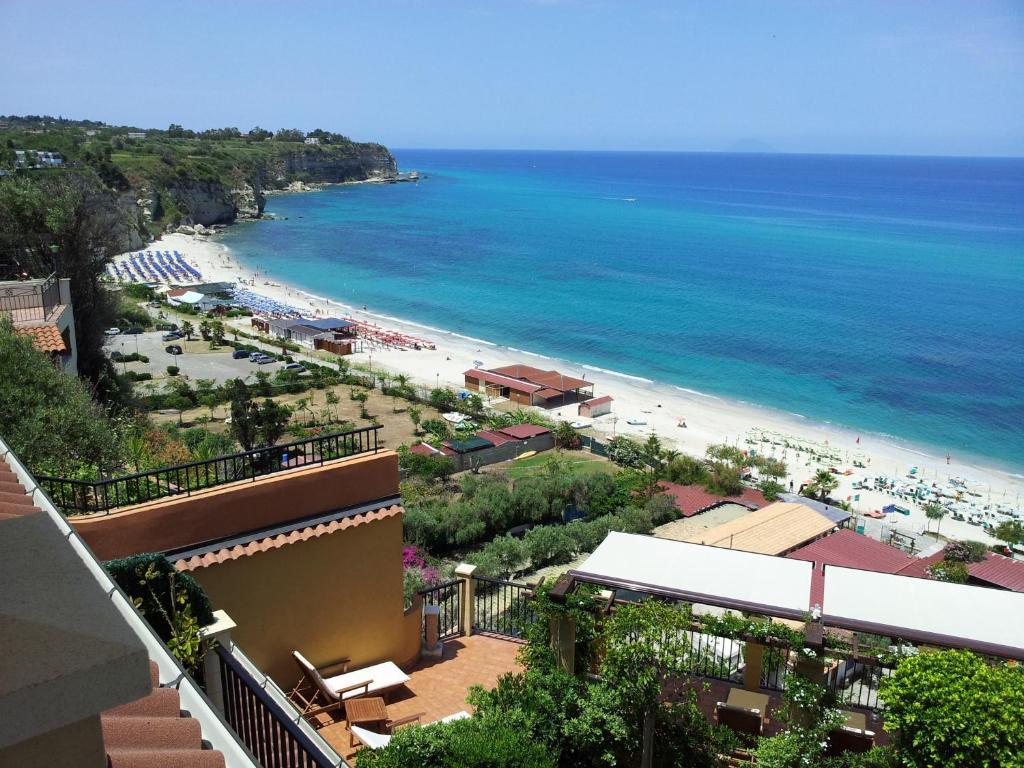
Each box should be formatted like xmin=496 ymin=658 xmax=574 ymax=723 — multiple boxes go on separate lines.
xmin=442 ymin=412 xmax=468 ymax=424
xmin=626 ymin=417 xmax=647 ymax=426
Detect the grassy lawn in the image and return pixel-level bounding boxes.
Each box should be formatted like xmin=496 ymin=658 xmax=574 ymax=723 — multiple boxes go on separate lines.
xmin=505 ymin=449 xmax=616 ymax=479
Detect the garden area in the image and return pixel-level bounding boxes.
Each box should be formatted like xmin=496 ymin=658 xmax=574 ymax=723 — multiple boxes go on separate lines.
xmin=357 ymin=585 xmax=1024 ymax=768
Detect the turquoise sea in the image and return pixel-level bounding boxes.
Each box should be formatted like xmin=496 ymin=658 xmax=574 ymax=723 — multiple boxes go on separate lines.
xmin=219 ymin=150 xmax=1024 ymax=470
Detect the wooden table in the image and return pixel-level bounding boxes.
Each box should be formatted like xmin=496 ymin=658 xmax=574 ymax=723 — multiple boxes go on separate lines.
xmin=345 ymin=697 xmax=388 ymax=747
xmin=726 ymin=688 xmax=770 ymax=714
xmin=842 ymin=710 xmax=868 ymax=731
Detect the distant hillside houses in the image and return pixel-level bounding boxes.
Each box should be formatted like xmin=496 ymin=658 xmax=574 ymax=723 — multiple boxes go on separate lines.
xmin=126 ymin=131 xmax=147 ymax=140
xmin=14 ymin=149 xmax=64 ymax=168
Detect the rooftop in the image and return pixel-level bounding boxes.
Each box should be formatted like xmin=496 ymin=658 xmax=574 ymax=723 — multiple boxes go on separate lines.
xmin=683 ymin=501 xmax=839 ymax=555
xmin=489 ymin=363 xmax=591 ymax=393
xmin=658 ymin=481 xmax=767 ymax=518
xmin=787 ymin=529 xmax=913 ymax=574
xmin=496 ymin=423 xmax=552 ymax=440
xmin=15 ymin=323 xmax=67 ymax=353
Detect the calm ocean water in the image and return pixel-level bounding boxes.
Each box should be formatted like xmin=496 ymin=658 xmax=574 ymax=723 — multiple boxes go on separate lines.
xmin=220 ymin=150 xmax=1024 ymax=469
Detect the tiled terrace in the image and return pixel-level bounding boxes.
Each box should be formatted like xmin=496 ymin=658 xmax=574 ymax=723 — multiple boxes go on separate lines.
xmin=317 ymin=634 xmax=523 ymax=761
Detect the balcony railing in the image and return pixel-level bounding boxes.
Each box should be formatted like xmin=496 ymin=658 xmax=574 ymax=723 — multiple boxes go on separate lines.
xmin=0 ymin=273 xmax=60 ymax=322
xmin=419 ymin=579 xmax=463 ymax=641
xmin=217 ymin=645 xmax=343 ymax=768
xmin=472 ymin=575 xmax=536 ymax=639
xmin=36 ymin=425 xmax=382 ymax=515
xmin=824 ymin=652 xmax=897 ymax=711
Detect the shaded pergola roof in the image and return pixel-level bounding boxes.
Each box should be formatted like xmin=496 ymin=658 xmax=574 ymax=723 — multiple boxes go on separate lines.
xmin=567 ymin=532 xmax=1024 ymax=660
xmin=682 ymin=501 xmax=839 ymax=556
xmin=570 ymin=532 xmax=814 ymax=619
xmin=822 ymin=565 xmax=1024 ymax=658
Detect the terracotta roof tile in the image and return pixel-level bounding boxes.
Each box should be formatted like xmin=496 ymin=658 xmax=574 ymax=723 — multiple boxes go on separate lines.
xmin=102 ymin=661 xmax=225 ymax=768
xmin=173 ymin=504 xmax=403 ymax=572
xmin=15 ymin=323 xmax=66 ymax=353
xmin=897 ymin=547 xmax=1024 ymax=592
xmin=786 ymin=529 xmax=913 ymax=573
xmin=658 ymin=481 xmax=767 ymax=517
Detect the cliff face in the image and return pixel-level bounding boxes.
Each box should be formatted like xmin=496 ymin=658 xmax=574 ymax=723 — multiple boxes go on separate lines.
xmin=156 ymin=145 xmax=396 ymax=227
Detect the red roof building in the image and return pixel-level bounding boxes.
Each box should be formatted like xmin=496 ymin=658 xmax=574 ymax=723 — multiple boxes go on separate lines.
xmin=464 ymin=364 xmax=593 ymax=408
xmin=408 ymin=443 xmax=443 ymax=457
xmin=497 ymin=424 xmax=552 ymax=440
xmin=896 ymin=548 xmax=1024 ymax=592
xmin=657 ymin=481 xmax=768 ymax=518
xmin=786 ymin=529 xmax=913 ymax=573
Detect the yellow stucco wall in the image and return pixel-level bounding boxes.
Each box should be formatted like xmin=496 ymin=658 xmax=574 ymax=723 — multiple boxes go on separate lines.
xmin=188 ymin=509 xmax=421 ymax=688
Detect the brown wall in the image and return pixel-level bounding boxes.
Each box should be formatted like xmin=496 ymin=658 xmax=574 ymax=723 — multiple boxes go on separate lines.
xmin=72 ymin=452 xmax=399 ymax=560
xmin=189 ymin=509 xmax=421 ymax=687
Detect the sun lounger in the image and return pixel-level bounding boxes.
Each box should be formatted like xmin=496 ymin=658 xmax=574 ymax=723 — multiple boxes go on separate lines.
xmin=288 ymin=651 xmax=411 ymax=724
xmin=716 ymin=688 xmax=770 ymax=738
xmin=350 ymin=711 xmax=471 ymax=750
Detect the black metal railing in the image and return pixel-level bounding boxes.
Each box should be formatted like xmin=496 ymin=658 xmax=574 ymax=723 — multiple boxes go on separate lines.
xmin=0 ymin=273 xmax=60 ymax=322
xmin=36 ymin=425 xmax=382 ymax=515
xmin=674 ymin=629 xmax=746 ymax=683
xmin=419 ymin=579 xmax=463 ymax=641
xmin=472 ymin=575 xmax=535 ymax=638
xmin=759 ymin=642 xmax=792 ymax=691
xmin=217 ymin=646 xmax=337 ymax=768
xmin=824 ymin=653 xmax=896 ymax=710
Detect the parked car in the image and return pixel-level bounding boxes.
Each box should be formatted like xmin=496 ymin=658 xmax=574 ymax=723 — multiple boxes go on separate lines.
xmin=165 ymin=345 xmax=183 ymax=355
xmin=248 ymin=351 xmax=264 ymax=362
xmin=104 ymin=327 xmax=121 ymax=336
xmin=283 ymin=363 xmax=307 ymax=373
xmin=162 ymin=332 xmax=183 ymax=342
xmin=232 ymin=349 xmax=251 ymax=359
xmin=255 ymin=355 xmax=275 ymax=365
xmin=123 ymin=327 xmax=144 ymax=335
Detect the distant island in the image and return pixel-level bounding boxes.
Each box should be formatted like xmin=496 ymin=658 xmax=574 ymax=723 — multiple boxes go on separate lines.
xmin=0 ymin=115 xmax=397 ymax=247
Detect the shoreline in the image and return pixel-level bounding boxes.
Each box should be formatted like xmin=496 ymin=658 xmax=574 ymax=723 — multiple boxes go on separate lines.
xmin=132 ymin=230 xmax=1024 ymax=545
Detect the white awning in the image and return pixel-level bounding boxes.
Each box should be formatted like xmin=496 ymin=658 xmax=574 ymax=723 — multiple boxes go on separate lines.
xmin=570 ymin=532 xmax=813 ymax=618
xmin=822 ymin=565 xmax=1024 ymax=657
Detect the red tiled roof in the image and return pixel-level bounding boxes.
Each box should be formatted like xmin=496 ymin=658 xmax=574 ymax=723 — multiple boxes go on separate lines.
xmin=534 ymin=387 xmax=566 ymax=400
xmin=409 ymin=443 xmax=441 ymax=456
xmin=786 ymin=529 xmax=912 ymax=573
xmin=475 ymin=429 xmax=514 ymax=446
xmin=15 ymin=323 xmax=66 ymax=353
xmin=173 ymin=505 xmax=403 ymax=571
xmin=583 ymin=395 xmax=613 ymax=406
xmin=497 ymin=424 xmax=552 ymax=439
xmin=490 ymin=364 xmax=590 ymax=392
xmin=102 ymin=660 xmax=225 ymax=768
xmin=897 ymin=548 xmax=1024 ymax=592
xmin=657 ymin=481 xmax=767 ymax=517
xmin=968 ymin=553 xmax=1024 ymax=592
xmin=464 ymin=369 xmax=541 ymax=394
xmin=0 ymin=461 xmax=39 ymax=521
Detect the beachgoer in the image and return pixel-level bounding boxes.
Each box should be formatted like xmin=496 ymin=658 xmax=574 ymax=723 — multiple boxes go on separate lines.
xmin=789 ymin=480 xmax=794 ymax=491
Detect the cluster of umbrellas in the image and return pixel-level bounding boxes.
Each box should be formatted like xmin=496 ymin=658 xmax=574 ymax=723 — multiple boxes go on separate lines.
xmin=108 ymin=251 xmax=203 ymax=285
xmin=229 ymin=287 xmax=304 ymax=317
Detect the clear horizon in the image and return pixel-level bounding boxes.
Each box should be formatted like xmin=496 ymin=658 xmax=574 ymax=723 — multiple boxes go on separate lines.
xmin=1 ymin=0 xmax=1022 ymax=157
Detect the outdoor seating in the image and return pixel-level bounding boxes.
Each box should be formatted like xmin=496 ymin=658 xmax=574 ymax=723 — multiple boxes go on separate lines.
xmin=715 ymin=688 xmax=769 ymax=737
xmin=288 ymin=651 xmax=411 ymax=724
xmin=350 ymin=711 xmax=471 ymax=750
xmin=826 ymin=711 xmax=875 ymax=755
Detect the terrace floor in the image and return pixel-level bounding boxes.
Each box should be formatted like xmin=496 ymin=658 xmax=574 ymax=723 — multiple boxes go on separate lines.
xmin=318 ymin=634 xmax=524 ymax=761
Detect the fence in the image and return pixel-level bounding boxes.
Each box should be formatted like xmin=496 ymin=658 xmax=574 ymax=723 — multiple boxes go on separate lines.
xmin=472 ymin=575 xmax=536 ymax=638
xmin=824 ymin=653 xmax=896 ymax=710
xmin=37 ymin=425 xmax=381 ymax=515
xmin=217 ymin=645 xmax=339 ymax=768
xmin=759 ymin=642 xmax=792 ymax=691
xmin=419 ymin=579 xmax=463 ymax=640
xmin=0 ymin=273 xmax=60 ymax=322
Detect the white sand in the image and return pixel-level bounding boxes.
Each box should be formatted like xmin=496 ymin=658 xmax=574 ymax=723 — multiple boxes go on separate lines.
xmin=133 ymin=232 xmax=1024 ymax=545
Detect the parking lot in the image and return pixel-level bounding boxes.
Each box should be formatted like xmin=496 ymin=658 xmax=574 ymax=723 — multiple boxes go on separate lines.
xmin=105 ymin=331 xmax=295 ymax=385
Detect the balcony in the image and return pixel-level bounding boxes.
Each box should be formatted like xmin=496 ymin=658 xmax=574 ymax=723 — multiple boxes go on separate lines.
xmin=0 ymin=273 xmax=62 ymax=324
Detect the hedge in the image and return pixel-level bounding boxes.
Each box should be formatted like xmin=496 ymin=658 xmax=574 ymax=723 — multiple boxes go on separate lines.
xmin=105 ymin=553 xmax=215 ymax=640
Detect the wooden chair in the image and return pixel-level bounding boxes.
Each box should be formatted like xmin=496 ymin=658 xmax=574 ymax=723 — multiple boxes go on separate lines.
xmin=826 ymin=724 xmax=876 ymax=756
xmin=287 ymin=651 xmax=410 ymax=725
xmin=715 ymin=702 xmax=765 ymax=738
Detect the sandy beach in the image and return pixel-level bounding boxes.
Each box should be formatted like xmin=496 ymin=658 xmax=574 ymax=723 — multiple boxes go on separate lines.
xmin=135 ymin=232 xmax=1024 ymax=546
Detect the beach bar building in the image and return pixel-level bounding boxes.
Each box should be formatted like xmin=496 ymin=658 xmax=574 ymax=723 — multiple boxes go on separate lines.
xmin=579 ymin=395 xmax=613 ymax=418
xmin=464 ymin=364 xmax=593 ymax=408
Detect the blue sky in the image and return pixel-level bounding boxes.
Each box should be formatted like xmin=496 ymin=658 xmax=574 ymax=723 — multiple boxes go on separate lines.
xmin=2 ymin=1 xmax=1022 ymax=155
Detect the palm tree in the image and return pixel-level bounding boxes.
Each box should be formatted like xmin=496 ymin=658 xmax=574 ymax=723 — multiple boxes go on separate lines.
xmin=924 ymin=502 xmax=947 ymax=535
xmin=181 ymin=320 xmax=194 ymax=341
xmin=807 ymin=469 xmax=838 ymax=501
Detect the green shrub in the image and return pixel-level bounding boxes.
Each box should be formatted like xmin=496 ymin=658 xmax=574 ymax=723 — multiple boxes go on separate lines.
xmin=166 ymin=365 xmax=180 ymax=376
xmin=879 ymin=649 xmax=1024 ymax=768
xmin=105 ymin=553 xmax=215 ymax=639
xmin=355 ymin=716 xmax=555 ymax=768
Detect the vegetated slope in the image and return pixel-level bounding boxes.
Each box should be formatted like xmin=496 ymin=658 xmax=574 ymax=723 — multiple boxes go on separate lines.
xmin=0 ymin=115 xmax=398 ymax=235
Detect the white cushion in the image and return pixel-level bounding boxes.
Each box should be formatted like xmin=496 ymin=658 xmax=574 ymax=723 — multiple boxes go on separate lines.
xmin=440 ymin=710 xmax=471 ymax=723
xmin=350 ymin=725 xmax=391 ymax=749
xmin=324 ymin=661 xmax=411 ymax=700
